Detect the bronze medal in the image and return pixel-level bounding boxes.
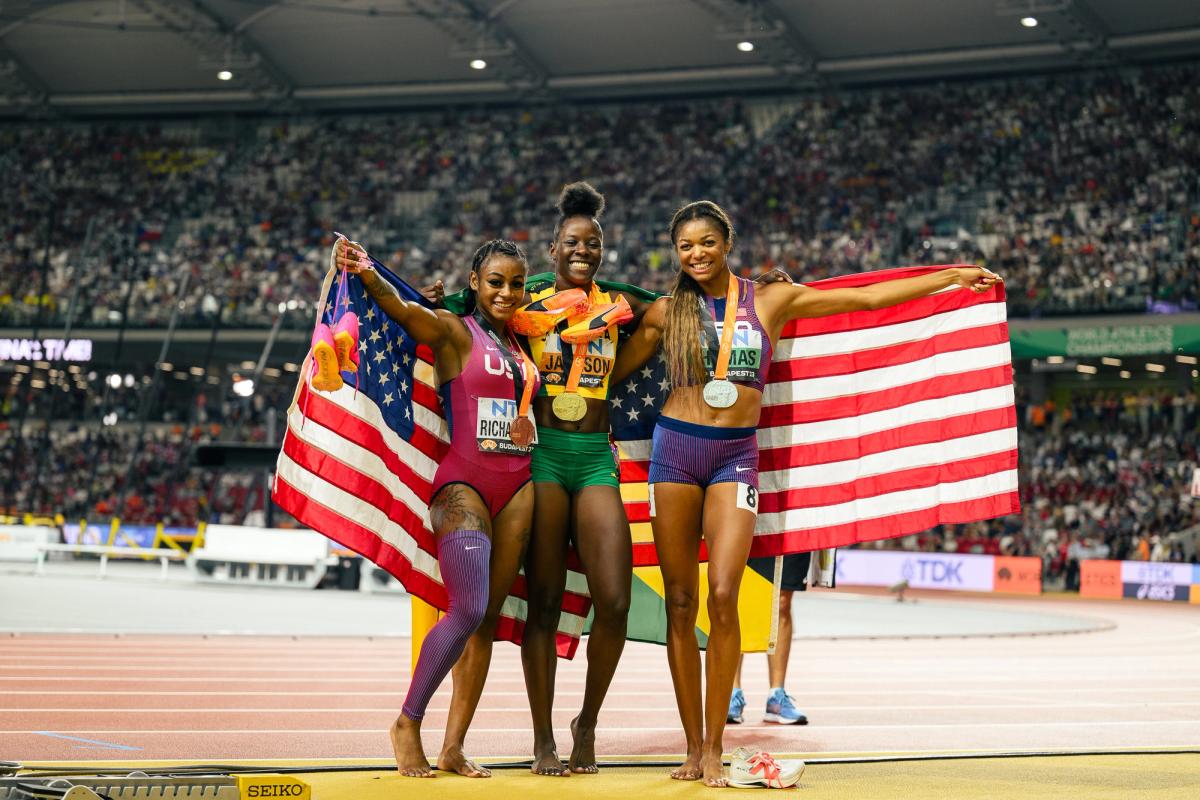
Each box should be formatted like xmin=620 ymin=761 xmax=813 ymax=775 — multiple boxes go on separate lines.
xmin=473 ymin=311 xmax=538 ymax=452
xmin=509 ymin=415 xmax=536 ymax=448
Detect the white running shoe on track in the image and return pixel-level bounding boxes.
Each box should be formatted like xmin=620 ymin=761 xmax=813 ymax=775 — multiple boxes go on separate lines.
xmin=727 ymin=747 xmax=805 ymax=789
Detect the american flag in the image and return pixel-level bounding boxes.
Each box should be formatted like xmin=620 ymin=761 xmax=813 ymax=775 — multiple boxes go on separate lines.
xmin=272 ymin=249 xmax=592 ymax=657
xmin=612 ymin=265 xmax=1019 ymax=566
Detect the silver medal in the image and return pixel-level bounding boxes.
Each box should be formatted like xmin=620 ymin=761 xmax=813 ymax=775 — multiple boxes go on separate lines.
xmin=703 ymin=379 xmax=738 ymax=409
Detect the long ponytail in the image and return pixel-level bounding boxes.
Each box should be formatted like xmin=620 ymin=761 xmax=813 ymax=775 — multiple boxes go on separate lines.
xmin=662 ymin=201 xmax=736 ymax=388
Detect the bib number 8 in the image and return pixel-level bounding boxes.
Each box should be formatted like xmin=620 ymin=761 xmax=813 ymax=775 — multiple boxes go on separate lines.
xmin=737 ymin=483 xmax=758 ymax=514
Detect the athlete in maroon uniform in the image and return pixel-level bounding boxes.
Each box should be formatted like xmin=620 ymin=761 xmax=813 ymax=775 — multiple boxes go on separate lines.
xmin=338 ymin=237 xmax=538 ymax=779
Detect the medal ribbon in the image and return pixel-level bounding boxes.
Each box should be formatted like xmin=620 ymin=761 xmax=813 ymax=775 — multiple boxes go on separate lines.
xmin=560 ymin=282 xmax=609 ymax=396
xmin=474 ymin=312 xmax=536 ymax=426
xmin=704 ymin=272 xmax=740 ymax=382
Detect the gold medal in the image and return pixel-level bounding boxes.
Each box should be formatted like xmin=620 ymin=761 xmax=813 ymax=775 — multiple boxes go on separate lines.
xmin=552 ymin=392 xmax=587 ymax=421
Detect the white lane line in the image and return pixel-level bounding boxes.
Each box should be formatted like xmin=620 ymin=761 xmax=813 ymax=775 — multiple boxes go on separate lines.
xmin=5 ymin=661 xmax=1196 ymax=672
xmin=2 ymin=676 xmax=1190 ymax=690
xmin=4 ymin=720 xmax=1200 ymax=734
xmin=2 ymin=686 xmax=1196 ymax=697
xmin=6 ymin=701 xmax=1200 ymax=713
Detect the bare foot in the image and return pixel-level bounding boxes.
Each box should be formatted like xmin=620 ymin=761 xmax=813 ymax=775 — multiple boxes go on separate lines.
xmin=670 ymin=751 xmax=702 ymax=781
xmin=701 ymin=751 xmax=727 ymax=788
xmin=530 ymin=740 xmax=570 ymax=777
xmin=438 ymin=743 xmax=491 ymax=778
xmin=389 ymin=715 xmax=433 ymax=778
xmin=568 ymin=716 xmax=598 ymax=774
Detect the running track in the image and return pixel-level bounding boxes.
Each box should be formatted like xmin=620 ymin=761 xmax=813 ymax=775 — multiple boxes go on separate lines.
xmin=2 ymin=594 xmax=1199 ymax=762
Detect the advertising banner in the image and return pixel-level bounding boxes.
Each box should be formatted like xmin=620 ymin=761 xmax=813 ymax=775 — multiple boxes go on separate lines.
xmin=62 ymin=523 xmax=106 ymax=546
xmin=0 ymin=525 xmax=56 ymax=561
xmin=1080 ymin=559 xmax=1198 ymax=602
xmin=1009 ymin=323 xmax=1200 ymax=360
xmin=834 ymin=550 xmax=1041 ymax=594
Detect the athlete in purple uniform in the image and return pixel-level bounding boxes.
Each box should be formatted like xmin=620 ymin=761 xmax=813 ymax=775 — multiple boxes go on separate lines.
xmin=337 ymin=237 xmax=540 ymax=779
xmin=614 ymin=200 xmax=1001 ymax=787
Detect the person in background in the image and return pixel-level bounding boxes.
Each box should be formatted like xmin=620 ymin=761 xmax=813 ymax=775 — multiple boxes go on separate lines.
xmin=728 ymin=552 xmax=811 ymax=726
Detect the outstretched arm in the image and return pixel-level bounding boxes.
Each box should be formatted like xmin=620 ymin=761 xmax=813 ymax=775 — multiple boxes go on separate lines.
xmin=335 ymin=239 xmax=463 ymax=349
xmin=611 ymin=296 xmax=668 ymax=385
xmin=770 ymin=267 xmax=1001 ymax=322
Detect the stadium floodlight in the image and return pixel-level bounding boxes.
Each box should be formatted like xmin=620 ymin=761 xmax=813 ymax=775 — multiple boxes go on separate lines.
xmin=1021 ymin=16 xmax=1038 ymax=27
xmin=1145 ymin=363 xmax=1166 ymax=373
xmin=1101 ymin=357 xmax=1121 ymax=366
xmin=106 ymin=374 xmax=121 ymax=389
xmin=1075 ymin=364 xmax=1097 ymax=375
xmin=470 ymin=59 xmax=487 ymax=70
xmin=233 ymin=379 xmax=256 ymax=398
xmin=123 ymin=374 xmax=134 ymax=388
xmin=1176 ymin=355 xmax=1198 ymax=365
xmin=737 ymin=41 xmax=755 ymax=52
xmin=217 ymin=70 xmax=234 ymax=81
xmin=1119 ymin=370 xmax=1131 ymax=379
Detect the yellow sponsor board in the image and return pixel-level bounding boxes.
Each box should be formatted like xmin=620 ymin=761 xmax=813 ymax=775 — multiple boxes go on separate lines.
xmin=236 ymin=775 xmax=311 ymax=799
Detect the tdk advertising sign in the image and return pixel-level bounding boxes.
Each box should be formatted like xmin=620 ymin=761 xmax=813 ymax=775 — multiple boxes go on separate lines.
xmin=834 ymin=551 xmax=1038 ymax=593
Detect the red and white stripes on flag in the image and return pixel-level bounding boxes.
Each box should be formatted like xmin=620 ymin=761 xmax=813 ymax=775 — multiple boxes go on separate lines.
xmin=273 ymin=261 xmax=592 ymax=658
xmin=617 ymin=265 xmax=1019 ymax=566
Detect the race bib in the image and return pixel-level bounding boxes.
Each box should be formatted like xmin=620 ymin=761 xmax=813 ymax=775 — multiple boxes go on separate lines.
xmin=706 ymin=320 xmax=763 ymax=381
xmin=735 ymin=482 xmax=759 ymax=515
xmin=476 ymin=397 xmax=537 ymax=454
xmin=538 ymin=332 xmax=616 ymax=389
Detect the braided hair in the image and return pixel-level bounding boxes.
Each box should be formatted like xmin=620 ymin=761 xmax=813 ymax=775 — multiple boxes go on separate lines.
xmin=663 ymin=201 xmax=736 ymax=388
xmin=463 ymin=239 xmax=527 ymax=316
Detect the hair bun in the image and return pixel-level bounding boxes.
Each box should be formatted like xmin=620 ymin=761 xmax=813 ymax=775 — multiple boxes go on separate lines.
xmin=556 ymin=181 xmax=605 ymax=219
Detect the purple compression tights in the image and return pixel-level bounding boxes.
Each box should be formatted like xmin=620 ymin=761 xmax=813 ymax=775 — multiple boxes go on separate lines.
xmin=401 ymin=528 xmax=491 ymax=721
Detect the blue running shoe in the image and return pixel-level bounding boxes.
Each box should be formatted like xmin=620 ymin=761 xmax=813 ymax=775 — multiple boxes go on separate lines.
xmin=763 ymin=688 xmax=808 ymax=725
xmin=727 ymin=688 xmax=746 ymax=724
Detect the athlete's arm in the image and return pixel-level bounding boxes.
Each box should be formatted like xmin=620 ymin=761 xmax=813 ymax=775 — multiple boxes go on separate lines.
xmin=335 ymin=239 xmax=467 ymax=352
xmin=762 ymin=267 xmax=1001 ymax=322
xmin=618 ymin=291 xmax=654 ymax=328
xmin=611 ymin=296 xmax=668 ymax=384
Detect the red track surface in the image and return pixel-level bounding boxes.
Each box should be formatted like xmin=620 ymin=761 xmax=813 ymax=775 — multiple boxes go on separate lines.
xmin=2 ymin=593 xmax=1198 ymax=762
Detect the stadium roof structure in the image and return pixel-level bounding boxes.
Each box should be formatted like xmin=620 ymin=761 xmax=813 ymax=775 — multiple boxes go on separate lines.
xmin=1 ymin=0 xmax=1198 ymax=117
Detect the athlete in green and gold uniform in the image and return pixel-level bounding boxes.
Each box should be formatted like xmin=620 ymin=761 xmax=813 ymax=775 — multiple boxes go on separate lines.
xmin=520 ymin=183 xmax=653 ymax=776
xmin=525 ymin=282 xmax=624 ymax=491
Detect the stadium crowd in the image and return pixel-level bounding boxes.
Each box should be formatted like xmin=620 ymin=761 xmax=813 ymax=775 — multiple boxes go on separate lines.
xmin=2 ymin=63 xmax=1198 ymax=328
xmin=2 ymin=61 xmax=1199 ymax=572
xmin=2 ymin=382 xmax=1197 ymax=568
xmin=891 ymin=387 xmax=1200 ymax=576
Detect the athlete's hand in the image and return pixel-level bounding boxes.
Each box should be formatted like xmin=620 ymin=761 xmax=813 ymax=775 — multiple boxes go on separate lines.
xmin=951 ymin=267 xmax=1002 ymax=293
xmin=334 ymin=234 xmax=373 ymax=275
xmin=419 ymin=279 xmax=446 ymax=307
xmin=753 ymin=267 xmax=793 ymax=285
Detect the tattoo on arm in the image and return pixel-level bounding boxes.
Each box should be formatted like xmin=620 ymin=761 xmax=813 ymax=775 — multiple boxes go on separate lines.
xmin=361 ymin=270 xmax=401 ymax=304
